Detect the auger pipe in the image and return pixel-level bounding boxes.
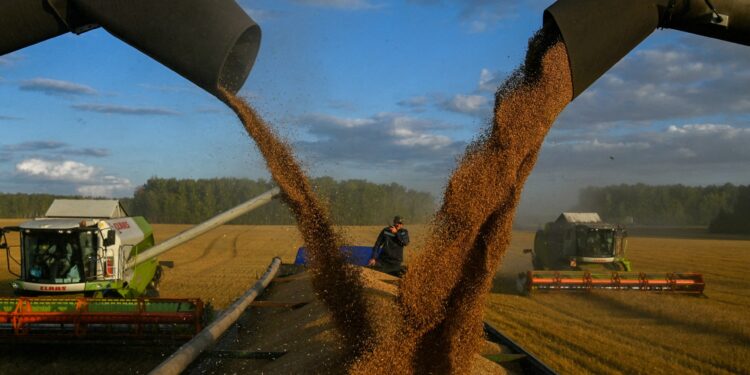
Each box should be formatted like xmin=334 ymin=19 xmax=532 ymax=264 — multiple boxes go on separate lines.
xmin=150 ymin=257 xmax=282 ymax=375
xmin=0 ymin=0 xmax=261 ymax=98
xmin=126 ymin=188 xmax=281 ymax=269
xmin=545 ymin=0 xmax=750 ymax=98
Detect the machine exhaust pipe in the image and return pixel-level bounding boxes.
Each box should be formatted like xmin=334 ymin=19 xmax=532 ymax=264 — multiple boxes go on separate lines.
xmin=0 ymin=0 xmax=261 ymax=98
xmin=545 ymin=0 xmax=750 ymax=98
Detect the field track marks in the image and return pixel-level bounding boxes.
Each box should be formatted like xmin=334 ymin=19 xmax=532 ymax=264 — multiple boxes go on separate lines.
xmin=491 ymin=297 xmax=736 ymax=375
xmin=530 ymin=295 xmax=745 ymax=374
xmin=486 ymin=302 xmax=633 ymax=374
xmin=232 ymin=231 xmax=241 ymax=259
xmin=583 ymin=292 xmax=750 ymax=347
xmin=486 ymin=297 xmax=633 ymax=374
xmin=180 ymin=229 xmax=243 ymax=269
xmin=179 ymin=232 xmax=227 ymax=265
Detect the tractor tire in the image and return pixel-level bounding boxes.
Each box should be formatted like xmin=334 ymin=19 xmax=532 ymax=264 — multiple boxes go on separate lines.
xmin=144 ymin=286 xmax=160 ymax=298
xmin=516 ymin=272 xmax=530 ymax=296
xmin=144 ymin=265 xmax=163 ymax=297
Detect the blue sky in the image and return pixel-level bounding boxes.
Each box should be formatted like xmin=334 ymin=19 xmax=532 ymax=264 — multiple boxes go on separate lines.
xmin=1 ymin=0 xmax=749 ymax=221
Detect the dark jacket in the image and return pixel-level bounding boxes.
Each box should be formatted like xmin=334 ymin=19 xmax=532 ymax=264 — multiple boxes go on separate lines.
xmin=371 ymin=226 xmax=409 ymax=266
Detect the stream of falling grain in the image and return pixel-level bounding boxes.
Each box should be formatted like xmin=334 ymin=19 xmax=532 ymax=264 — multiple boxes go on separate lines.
xmin=219 ymin=88 xmax=376 ymax=359
xmin=221 ymin=23 xmax=572 ymax=374
xmin=351 ymin=27 xmax=573 ymax=374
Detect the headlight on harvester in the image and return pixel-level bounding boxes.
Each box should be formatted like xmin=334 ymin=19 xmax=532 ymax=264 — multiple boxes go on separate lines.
xmin=11 ymin=282 xmax=19 ymax=289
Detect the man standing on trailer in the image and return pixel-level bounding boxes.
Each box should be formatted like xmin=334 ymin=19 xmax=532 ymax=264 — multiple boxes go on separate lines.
xmin=368 ymin=216 xmax=410 ymax=277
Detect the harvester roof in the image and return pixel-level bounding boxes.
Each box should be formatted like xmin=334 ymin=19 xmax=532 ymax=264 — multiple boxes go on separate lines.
xmin=556 ymin=212 xmax=601 ymax=224
xmin=19 ymin=218 xmax=93 ymax=230
xmin=45 ymin=199 xmax=128 ymax=219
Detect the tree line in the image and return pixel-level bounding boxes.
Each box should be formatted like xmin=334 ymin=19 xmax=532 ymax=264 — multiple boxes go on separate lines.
xmin=575 ymin=183 xmax=743 ymax=228
xmin=0 ymin=177 xmax=436 ymax=226
xmin=0 ymin=193 xmax=62 ymax=219
xmin=708 ymin=185 xmax=750 ymax=234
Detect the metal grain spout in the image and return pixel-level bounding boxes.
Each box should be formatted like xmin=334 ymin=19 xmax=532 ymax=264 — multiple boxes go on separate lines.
xmin=545 ymin=0 xmax=750 ymax=98
xmin=0 ymin=0 xmax=261 ymax=98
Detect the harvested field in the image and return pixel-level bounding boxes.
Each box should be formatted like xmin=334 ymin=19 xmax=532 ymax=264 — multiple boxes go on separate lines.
xmin=0 ymin=220 xmax=747 ymax=374
xmin=489 ymin=230 xmax=750 ymax=375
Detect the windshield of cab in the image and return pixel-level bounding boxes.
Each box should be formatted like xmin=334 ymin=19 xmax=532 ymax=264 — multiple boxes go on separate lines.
xmin=575 ymin=227 xmax=615 ymax=258
xmin=22 ymin=230 xmax=98 ymax=284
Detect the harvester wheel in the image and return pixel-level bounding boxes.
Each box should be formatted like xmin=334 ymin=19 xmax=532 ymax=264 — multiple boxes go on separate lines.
xmin=202 ymin=301 xmax=215 ymax=325
xmin=151 ymin=265 xmax=164 ymax=291
xmin=144 ymin=287 xmax=160 ymax=298
xmin=516 ymin=273 xmax=530 ymax=296
xmin=610 ymin=261 xmax=627 ymax=271
xmin=144 ymin=265 xmax=163 ymax=297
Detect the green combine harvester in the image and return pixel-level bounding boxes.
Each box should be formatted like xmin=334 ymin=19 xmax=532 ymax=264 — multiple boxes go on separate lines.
xmin=517 ymin=213 xmax=705 ymax=294
xmin=0 ymin=189 xmax=280 ymax=338
xmin=0 ymin=0 xmax=270 ymax=339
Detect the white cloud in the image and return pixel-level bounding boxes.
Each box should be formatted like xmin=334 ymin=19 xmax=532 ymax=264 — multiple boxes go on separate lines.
xmin=557 ymin=35 xmax=750 ymax=127
xmin=301 ymin=113 xmax=376 ymax=129
xmin=296 ymin=112 xmax=463 ymax=163
xmin=16 ymin=159 xmax=97 ymax=182
xmin=290 ymin=0 xmax=381 ymax=10
xmin=398 ymin=95 xmax=431 ymax=109
xmin=408 ymin=0 xmax=552 ymax=32
xmin=540 ymin=123 xmax=750 ymax=171
xmin=72 ymin=103 xmax=179 ymax=116
xmin=13 ymin=159 xmax=133 ymax=197
xmin=478 ymin=68 xmax=504 ymax=93
xmin=239 ymin=6 xmax=283 ymax=22
xmin=0 ymin=54 xmax=22 ymax=67
xmin=666 ymin=123 xmax=745 ymax=137
xmin=77 ymin=176 xmax=133 ymax=198
xmin=390 ymin=124 xmax=452 ymax=149
xmin=564 ymin=139 xmax=651 ymax=152
xmin=19 ymin=78 xmax=97 ymax=96
xmin=441 ymin=94 xmax=491 ymax=115
xmin=674 ymin=147 xmax=697 ymax=159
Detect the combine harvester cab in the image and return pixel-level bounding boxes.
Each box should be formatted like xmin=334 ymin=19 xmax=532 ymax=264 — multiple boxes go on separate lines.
xmin=517 ymin=213 xmax=705 ymax=295
xmin=5 ymin=199 xmax=158 ymax=298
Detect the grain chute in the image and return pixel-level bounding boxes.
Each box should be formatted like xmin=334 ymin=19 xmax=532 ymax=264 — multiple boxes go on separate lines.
xmin=0 ymin=0 xmax=261 ymax=98
xmin=545 ymin=0 xmax=750 ymax=98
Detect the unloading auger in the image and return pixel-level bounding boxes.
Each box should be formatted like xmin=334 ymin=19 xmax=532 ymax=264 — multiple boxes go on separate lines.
xmin=0 ymin=0 xmax=261 ymax=98
xmin=545 ymin=0 xmax=750 ymax=98
xmin=0 ymin=188 xmax=280 ymax=338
